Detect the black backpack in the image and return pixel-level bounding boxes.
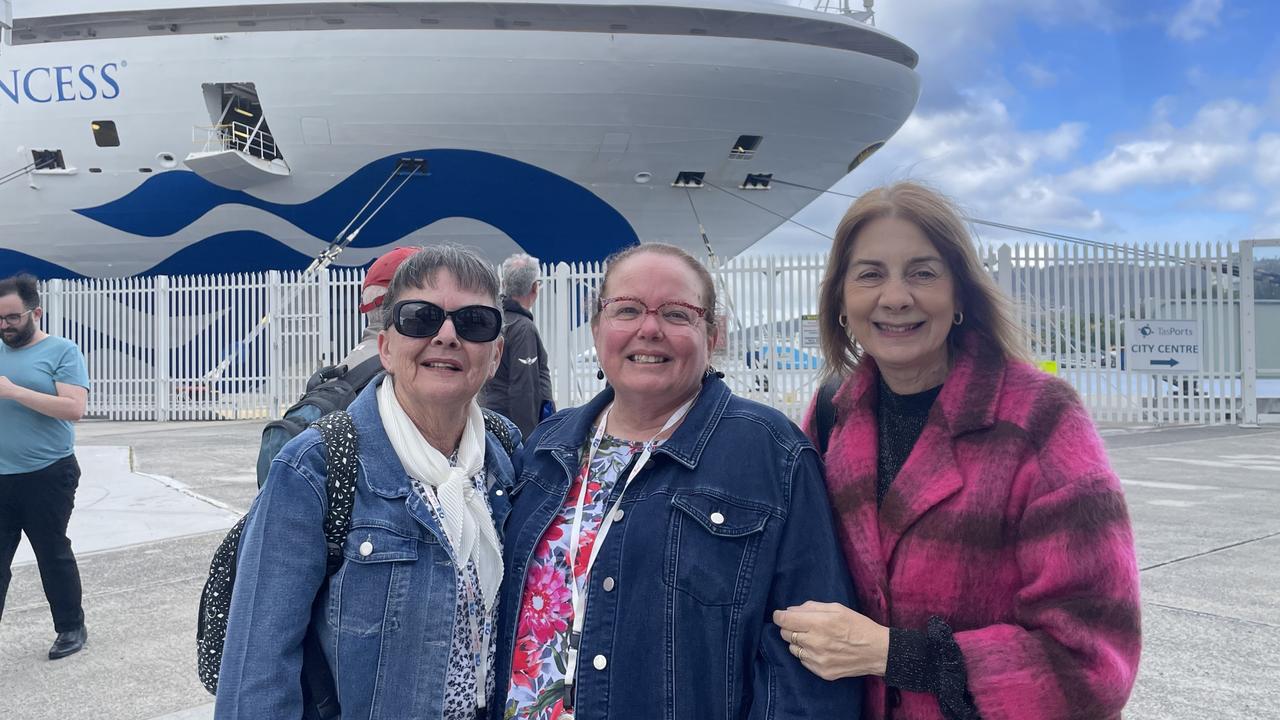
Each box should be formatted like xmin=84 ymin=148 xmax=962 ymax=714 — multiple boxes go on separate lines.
xmin=815 ymin=375 xmax=842 ymax=455
xmin=256 ymin=356 xmax=385 ymax=488
xmin=198 ymin=407 xmax=519 ymax=717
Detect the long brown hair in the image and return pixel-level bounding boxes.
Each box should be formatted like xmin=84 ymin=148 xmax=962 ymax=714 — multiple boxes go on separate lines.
xmin=818 ymin=181 xmax=1028 ymax=379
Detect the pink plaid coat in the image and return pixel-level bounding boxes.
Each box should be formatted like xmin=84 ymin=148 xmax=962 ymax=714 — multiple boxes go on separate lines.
xmin=808 ymin=341 xmax=1141 ymax=719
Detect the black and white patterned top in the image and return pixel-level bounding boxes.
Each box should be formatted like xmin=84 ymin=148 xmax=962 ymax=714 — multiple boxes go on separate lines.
xmin=410 ymin=464 xmax=500 ymax=719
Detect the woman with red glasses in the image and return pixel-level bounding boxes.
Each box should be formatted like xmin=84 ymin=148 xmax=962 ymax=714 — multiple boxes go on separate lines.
xmin=492 ymin=243 xmax=861 ymax=720
xmin=216 ymin=245 xmax=523 ymax=720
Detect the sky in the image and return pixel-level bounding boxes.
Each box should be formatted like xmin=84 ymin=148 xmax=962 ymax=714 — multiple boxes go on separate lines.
xmin=750 ymin=0 xmax=1280 ymax=255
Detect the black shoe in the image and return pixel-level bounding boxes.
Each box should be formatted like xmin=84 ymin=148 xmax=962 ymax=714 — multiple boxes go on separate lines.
xmin=48 ymin=625 xmax=87 ymax=660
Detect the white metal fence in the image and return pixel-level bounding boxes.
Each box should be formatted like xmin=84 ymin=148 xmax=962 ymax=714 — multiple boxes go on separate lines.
xmin=40 ymin=270 xmax=364 ymax=421
xmin=994 ymin=242 xmax=1243 ymax=425
xmin=32 ymin=242 xmax=1262 ymax=425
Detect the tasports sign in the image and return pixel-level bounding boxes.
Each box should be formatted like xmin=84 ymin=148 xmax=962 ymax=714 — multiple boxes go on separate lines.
xmin=0 ymin=62 xmax=123 ymax=104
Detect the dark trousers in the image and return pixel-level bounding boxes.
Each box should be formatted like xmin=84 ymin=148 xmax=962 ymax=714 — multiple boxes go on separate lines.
xmin=0 ymin=455 xmax=85 ymax=632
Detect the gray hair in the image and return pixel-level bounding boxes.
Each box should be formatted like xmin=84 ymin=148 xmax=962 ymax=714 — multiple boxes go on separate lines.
xmin=382 ymin=244 xmax=501 ymax=328
xmin=500 ymin=253 xmax=541 ymax=298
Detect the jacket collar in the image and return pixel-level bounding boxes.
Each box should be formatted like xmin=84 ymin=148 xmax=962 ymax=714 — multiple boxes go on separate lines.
xmin=832 ymin=335 xmax=1008 ymax=573
xmin=502 ymin=296 xmax=534 ymax=321
xmin=534 ymin=374 xmax=733 ymax=471
xmin=347 ymin=373 xmax=516 ymax=498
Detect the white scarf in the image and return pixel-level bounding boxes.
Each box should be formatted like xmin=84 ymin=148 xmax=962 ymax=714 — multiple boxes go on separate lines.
xmin=377 ymin=376 xmax=503 ymax=612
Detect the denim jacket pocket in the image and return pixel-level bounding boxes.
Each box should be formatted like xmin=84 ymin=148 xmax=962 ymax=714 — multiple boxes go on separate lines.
xmin=665 ymin=491 xmax=771 ymax=606
xmin=329 ymin=526 xmax=420 ymax=637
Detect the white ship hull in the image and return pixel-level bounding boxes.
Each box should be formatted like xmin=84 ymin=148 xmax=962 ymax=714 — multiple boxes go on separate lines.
xmin=0 ymin=1 xmax=919 ymax=277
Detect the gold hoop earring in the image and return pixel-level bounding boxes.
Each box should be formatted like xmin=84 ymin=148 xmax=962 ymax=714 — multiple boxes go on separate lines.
xmin=953 ymin=312 xmax=964 ymax=326
xmin=838 ymin=314 xmax=848 ymax=329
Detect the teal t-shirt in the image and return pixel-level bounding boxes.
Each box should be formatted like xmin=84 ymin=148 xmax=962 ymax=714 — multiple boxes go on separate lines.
xmin=0 ymin=335 xmax=90 ymax=474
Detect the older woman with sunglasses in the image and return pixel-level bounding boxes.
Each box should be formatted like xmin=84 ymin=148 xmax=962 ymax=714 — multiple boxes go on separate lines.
xmin=492 ymin=243 xmax=860 ymax=720
xmin=216 ymin=245 xmax=522 ymax=720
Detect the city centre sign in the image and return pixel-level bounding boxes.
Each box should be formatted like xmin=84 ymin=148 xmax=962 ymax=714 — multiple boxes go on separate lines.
xmin=1123 ymin=319 xmax=1202 ymax=372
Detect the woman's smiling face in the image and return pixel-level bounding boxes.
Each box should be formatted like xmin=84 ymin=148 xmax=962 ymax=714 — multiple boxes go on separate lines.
xmin=841 ymin=216 xmax=957 ymax=389
xmin=592 ymin=252 xmax=714 ymax=406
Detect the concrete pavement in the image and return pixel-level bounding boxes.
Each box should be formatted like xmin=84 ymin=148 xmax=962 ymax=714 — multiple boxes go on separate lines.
xmin=0 ymin=418 xmax=1276 ymax=719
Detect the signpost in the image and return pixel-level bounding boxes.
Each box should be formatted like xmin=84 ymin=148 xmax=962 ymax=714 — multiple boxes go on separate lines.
xmin=1123 ymin=319 xmax=1201 ymax=372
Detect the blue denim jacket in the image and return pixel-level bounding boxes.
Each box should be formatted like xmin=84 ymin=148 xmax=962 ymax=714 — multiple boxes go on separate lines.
xmin=493 ymin=376 xmax=862 ymax=719
xmin=215 ymin=375 xmax=520 ymax=720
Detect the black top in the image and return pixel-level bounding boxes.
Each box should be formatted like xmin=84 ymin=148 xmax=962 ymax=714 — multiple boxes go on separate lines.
xmin=874 ymin=376 xmax=942 ymax=506
xmin=875 ymin=377 xmax=982 ymax=720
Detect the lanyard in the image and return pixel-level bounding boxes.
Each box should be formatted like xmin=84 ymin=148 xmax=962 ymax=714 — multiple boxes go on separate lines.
xmin=562 ymin=394 xmax=697 ymax=711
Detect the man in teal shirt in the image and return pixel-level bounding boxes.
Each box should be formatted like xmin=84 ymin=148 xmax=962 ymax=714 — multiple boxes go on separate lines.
xmin=0 ymin=274 xmax=91 ymax=660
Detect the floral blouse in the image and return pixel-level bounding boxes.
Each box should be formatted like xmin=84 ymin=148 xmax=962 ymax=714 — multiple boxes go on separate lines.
xmin=504 ymin=432 xmax=651 ymax=720
xmin=410 ymin=469 xmax=498 ymax=720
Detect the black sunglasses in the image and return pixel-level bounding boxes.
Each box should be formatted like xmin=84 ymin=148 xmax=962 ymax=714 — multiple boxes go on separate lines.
xmin=391 ymin=300 xmax=503 ymax=342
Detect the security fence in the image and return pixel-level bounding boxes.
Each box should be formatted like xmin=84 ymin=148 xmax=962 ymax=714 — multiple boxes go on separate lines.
xmin=32 ymin=242 xmax=1274 ymax=425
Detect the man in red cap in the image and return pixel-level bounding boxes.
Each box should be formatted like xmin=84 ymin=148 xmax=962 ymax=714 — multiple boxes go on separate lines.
xmin=254 ymin=246 xmax=417 ymax=487
xmin=345 ymin=246 xmax=419 ymax=368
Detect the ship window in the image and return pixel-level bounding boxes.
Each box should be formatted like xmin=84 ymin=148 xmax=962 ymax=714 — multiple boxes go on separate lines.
xmin=139 ymin=167 xmax=153 ymax=173
xmin=731 ymin=135 xmax=763 ymax=159
xmin=32 ymin=149 xmax=66 ymax=171
xmin=673 ymin=171 xmax=705 ymax=188
xmin=89 ymin=168 xmax=103 ymax=173
xmin=92 ymin=120 xmax=121 ymax=147
xmin=742 ymin=173 xmax=773 ymax=190
xmin=847 ymin=141 xmax=885 ymax=173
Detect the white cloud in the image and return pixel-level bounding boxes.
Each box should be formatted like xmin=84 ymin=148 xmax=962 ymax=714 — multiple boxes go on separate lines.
xmin=1205 ymin=185 xmax=1258 ymax=212
xmin=1020 ymin=63 xmax=1059 ymax=88
xmin=1064 ymin=99 xmax=1260 ymax=193
xmin=1255 ymin=134 xmax=1280 ymax=186
xmin=1168 ymin=0 xmax=1223 ymax=42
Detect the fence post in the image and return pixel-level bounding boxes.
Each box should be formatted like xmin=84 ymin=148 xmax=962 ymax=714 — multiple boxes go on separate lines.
xmin=553 ymin=262 xmax=572 ymax=410
xmin=318 ymin=269 xmax=332 ymax=366
xmin=45 ymin=278 xmax=64 ymax=337
xmin=267 ymin=270 xmax=283 ymax=416
xmin=997 ymin=244 xmax=1014 ymax=299
xmin=1239 ymin=240 xmax=1258 ymax=427
xmin=155 ymin=276 xmax=170 ymax=422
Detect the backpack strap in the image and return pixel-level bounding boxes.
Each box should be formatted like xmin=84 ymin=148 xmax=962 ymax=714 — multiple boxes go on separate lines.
xmin=312 ymin=410 xmax=359 ymax=575
xmin=481 ymin=408 xmax=518 ymax=457
xmin=815 ymin=375 xmax=842 ymax=456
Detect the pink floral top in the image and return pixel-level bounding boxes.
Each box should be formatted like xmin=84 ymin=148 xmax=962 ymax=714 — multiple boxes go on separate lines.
xmin=503 ymin=432 xmax=650 ymax=720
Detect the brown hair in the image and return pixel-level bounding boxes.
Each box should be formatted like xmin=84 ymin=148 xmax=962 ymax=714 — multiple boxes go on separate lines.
xmin=591 ymin=243 xmax=718 ymax=334
xmin=818 ymin=181 xmax=1028 ymax=378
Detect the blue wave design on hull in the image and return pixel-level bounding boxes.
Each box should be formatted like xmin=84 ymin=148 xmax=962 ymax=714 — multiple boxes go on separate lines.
xmin=72 ymin=149 xmax=638 ymax=274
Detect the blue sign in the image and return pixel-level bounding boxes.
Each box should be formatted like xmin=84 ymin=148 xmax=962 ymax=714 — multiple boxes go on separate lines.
xmin=0 ymin=62 xmax=121 ymax=104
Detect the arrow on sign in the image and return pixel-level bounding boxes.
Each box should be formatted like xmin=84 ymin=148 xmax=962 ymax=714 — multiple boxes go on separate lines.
xmin=1151 ymin=358 xmax=1180 ymax=367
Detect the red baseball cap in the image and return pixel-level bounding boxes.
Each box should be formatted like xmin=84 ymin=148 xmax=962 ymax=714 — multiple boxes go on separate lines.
xmin=359 ymin=246 xmax=419 ymax=313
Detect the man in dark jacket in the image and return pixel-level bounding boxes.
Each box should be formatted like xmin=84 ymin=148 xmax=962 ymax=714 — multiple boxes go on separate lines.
xmin=482 ymin=253 xmax=553 ymax=438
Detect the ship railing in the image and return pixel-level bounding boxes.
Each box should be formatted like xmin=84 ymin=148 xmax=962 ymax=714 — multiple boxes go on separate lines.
xmin=192 ymin=121 xmax=280 ymax=161
xmin=812 ymin=0 xmax=875 ymax=23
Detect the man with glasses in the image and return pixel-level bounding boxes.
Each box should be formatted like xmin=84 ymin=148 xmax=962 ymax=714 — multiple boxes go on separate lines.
xmin=0 ymin=273 xmax=91 ymax=660
xmin=482 ymin=253 xmax=554 ymax=438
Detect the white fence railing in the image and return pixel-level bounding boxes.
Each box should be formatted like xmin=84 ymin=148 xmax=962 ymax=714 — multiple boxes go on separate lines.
xmin=34 ymin=243 xmax=1260 ymax=425
xmin=994 ymin=241 xmax=1242 ymax=425
xmin=41 ymin=270 xmax=364 ymax=421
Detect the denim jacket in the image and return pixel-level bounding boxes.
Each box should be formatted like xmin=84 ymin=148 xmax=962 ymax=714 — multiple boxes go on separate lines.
xmin=215 ymin=374 xmax=521 ymax=720
xmin=493 ymin=376 xmax=862 ymax=719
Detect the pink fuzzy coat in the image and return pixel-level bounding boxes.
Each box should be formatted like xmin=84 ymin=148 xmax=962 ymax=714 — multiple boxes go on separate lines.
xmin=807 ymin=342 xmax=1141 ymax=719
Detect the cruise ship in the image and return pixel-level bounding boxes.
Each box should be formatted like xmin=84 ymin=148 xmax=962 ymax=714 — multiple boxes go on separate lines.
xmin=0 ymin=0 xmax=919 ymax=278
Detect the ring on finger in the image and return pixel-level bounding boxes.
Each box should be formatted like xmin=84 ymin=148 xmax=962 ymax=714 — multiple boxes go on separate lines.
xmin=791 ymin=630 xmax=801 ymax=646
xmin=798 ymin=646 xmax=807 ymax=661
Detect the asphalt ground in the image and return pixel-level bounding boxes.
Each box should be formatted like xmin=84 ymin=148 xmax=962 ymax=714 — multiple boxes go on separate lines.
xmin=0 ymin=418 xmax=1276 ymax=720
